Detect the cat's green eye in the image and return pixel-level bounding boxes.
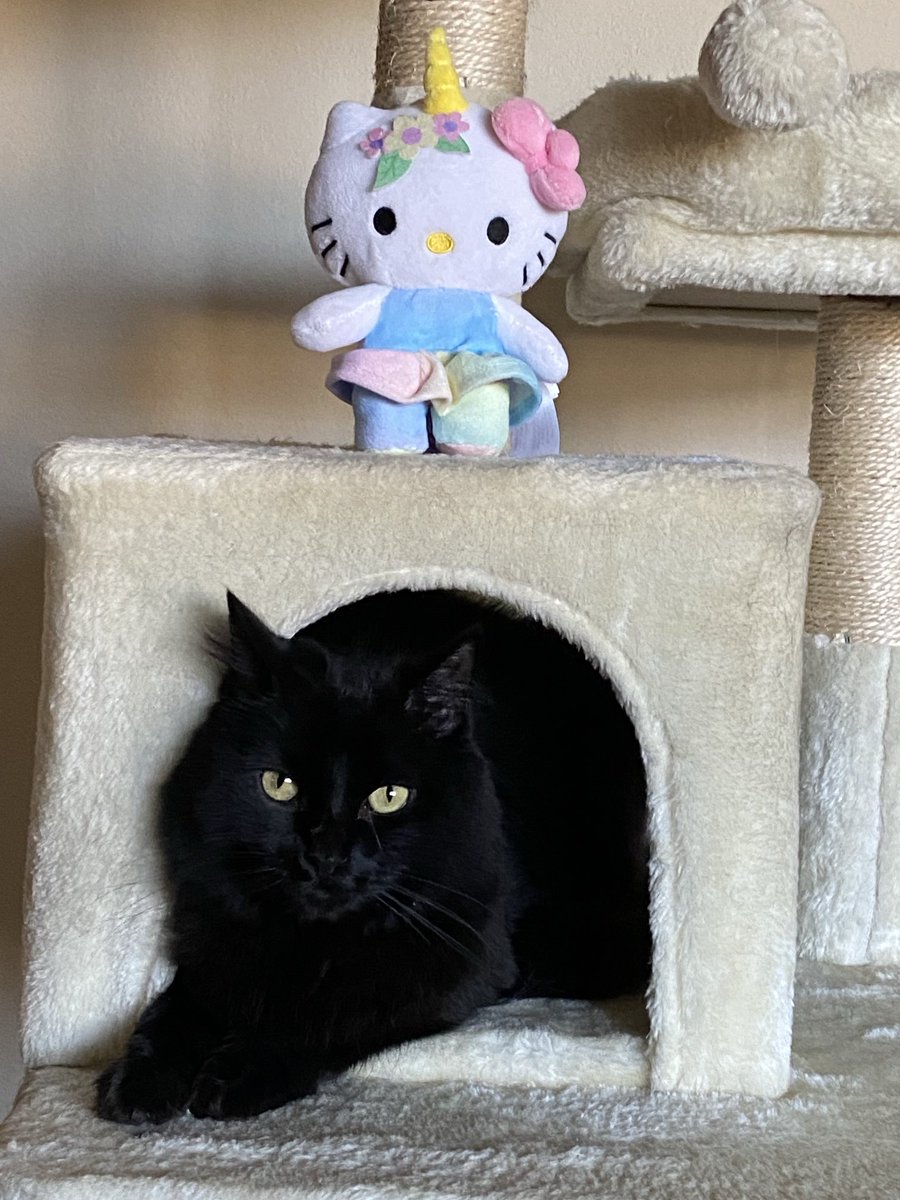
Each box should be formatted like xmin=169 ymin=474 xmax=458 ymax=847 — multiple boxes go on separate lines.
xmin=367 ymin=785 xmax=410 ymax=815
xmin=260 ymin=771 xmax=299 ymax=803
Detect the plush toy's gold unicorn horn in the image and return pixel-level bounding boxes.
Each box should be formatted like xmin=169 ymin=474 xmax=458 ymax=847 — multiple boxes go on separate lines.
xmin=423 ymin=27 xmax=468 ymax=114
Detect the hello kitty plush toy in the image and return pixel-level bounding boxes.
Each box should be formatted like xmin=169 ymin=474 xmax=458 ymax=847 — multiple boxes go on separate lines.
xmin=292 ymin=27 xmax=585 ymax=456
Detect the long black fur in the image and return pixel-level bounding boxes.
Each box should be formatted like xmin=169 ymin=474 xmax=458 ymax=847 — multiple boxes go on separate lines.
xmin=96 ymin=590 xmax=649 ymax=1124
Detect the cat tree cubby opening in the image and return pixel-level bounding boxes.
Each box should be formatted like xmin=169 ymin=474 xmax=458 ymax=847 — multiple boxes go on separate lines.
xmin=12 ymin=438 xmax=817 ymax=1128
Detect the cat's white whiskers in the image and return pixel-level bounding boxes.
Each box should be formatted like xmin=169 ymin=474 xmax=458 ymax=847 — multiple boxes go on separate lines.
xmin=402 ymin=873 xmax=490 ymax=910
xmin=392 ymin=883 xmax=488 ymax=947
xmin=364 ymin=811 xmax=383 ymax=853
xmin=384 ymin=889 xmax=481 ymax=963
xmin=376 ymin=893 xmax=429 ymax=944
xmin=247 ymin=875 xmax=285 ymax=899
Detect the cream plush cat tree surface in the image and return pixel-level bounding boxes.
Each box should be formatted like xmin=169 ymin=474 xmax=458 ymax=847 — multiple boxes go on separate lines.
xmin=558 ymin=3 xmax=900 ymax=329
xmin=3 ymin=439 xmax=900 ymax=1200
xmin=560 ymin=0 xmax=900 ymax=970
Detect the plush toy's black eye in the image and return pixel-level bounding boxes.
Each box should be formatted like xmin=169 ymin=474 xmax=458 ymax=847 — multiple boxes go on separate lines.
xmin=487 ymin=217 xmax=510 ymax=245
xmin=373 ymin=207 xmax=397 ymax=236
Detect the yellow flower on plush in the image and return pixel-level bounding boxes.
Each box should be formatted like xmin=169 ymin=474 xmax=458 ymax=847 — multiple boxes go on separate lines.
xmin=383 ymin=115 xmax=438 ymax=160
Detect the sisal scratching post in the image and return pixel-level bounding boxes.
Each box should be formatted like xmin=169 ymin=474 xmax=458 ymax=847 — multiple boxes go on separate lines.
xmin=799 ymin=298 xmax=900 ymax=964
xmin=373 ymin=0 xmax=527 ymax=109
xmin=805 ymin=299 xmax=900 ymax=645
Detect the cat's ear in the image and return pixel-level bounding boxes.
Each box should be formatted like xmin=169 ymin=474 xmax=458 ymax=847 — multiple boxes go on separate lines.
xmin=405 ymin=634 xmax=477 ymax=739
xmin=218 ymin=591 xmax=288 ymax=694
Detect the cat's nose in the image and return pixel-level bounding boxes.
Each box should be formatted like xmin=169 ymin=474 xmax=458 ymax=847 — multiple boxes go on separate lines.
xmin=426 ymin=231 xmax=454 ymax=255
xmin=313 ymin=840 xmax=345 ymax=872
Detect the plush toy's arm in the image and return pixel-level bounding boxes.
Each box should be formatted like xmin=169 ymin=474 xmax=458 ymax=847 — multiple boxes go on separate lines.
xmin=493 ymin=296 xmax=568 ymax=384
xmin=291 ymin=285 xmax=390 ymax=353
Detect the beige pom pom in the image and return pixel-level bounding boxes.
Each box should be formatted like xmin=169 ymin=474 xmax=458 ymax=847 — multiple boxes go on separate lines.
xmin=699 ymin=0 xmax=849 ymax=130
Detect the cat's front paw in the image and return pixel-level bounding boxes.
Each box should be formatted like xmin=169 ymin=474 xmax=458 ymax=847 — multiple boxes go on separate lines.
xmin=189 ymin=1046 xmax=317 ymax=1120
xmin=95 ymin=1055 xmax=193 ymax=1125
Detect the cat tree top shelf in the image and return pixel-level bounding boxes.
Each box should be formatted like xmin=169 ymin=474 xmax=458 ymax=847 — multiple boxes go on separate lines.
xmin=556 ymin=11 xmax=900 ymax=330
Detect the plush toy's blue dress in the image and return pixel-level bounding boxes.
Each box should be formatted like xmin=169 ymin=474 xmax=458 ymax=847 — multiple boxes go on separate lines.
xmin=344 ymin=287 xmax=542 ymax=453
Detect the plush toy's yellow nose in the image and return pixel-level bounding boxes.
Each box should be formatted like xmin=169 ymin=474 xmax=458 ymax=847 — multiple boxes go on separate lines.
xmin=426 ymin=231 xmax=454 ymax=254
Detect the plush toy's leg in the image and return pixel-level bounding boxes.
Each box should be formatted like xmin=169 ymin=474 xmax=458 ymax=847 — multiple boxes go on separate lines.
xmin=431 ymin=382 xmax=509 ymax=456
xmin=352 ymin=387 xmax=429 ymax=453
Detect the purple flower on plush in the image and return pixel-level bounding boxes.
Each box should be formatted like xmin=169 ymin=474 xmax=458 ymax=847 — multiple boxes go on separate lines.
xmin=359 ymin=127 xmax=387 ymax=158
xmin=433 ymin=112 xmax=470 ymax=141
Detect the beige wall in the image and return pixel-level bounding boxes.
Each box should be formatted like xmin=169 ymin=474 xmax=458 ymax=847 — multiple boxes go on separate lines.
xmin=1 ymin=0 xmax=897 ymax=1116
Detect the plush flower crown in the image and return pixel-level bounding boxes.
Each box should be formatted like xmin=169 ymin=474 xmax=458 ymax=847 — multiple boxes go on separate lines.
xmin=357 ymin=26 xmax=584 ymax=212
xmin=361 ymin=110 xmax=471 ymax=188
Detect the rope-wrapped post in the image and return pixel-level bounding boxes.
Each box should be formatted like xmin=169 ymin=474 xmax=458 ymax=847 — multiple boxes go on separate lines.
xmin=805 ymin=297 xmax=900 ymax=645
xmin=800 ymin=295 xmax=900 ymax=966
xmin=374 ymin=0 xmax=528 ymax=108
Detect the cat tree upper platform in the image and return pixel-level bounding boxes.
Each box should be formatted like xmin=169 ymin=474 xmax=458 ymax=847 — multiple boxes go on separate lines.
xmin=558 ymin=68 xmax=900 ymax=330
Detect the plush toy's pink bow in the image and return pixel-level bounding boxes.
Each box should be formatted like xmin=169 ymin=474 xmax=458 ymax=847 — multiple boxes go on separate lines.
xmin=491 ymin=98 xmax=586 ymax=212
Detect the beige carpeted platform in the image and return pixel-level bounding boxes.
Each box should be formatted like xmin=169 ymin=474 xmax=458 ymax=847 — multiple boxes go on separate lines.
xmin=1 ymin=961 xmax=898 ymax=1199
xmin=556 ymin=0 xmax=900 ymax=330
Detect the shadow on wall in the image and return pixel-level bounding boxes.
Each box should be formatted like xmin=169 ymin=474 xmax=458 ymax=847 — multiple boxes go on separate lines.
xmin=0 ymin=522 xmax=44 ymax=1118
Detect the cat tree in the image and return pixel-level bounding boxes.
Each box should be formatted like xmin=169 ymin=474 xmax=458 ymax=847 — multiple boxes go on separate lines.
xmin=0 ymin=441 xmax=822 ymax=1199
xmin=558 ymin=0 xmax=900 ymax=967
xmin=2 ymin=2 xmax=899 ymax=1198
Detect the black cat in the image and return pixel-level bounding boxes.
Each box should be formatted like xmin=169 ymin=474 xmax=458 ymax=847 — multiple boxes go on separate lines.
xmin=96 ymin=590 xmax=649 ymax=1124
